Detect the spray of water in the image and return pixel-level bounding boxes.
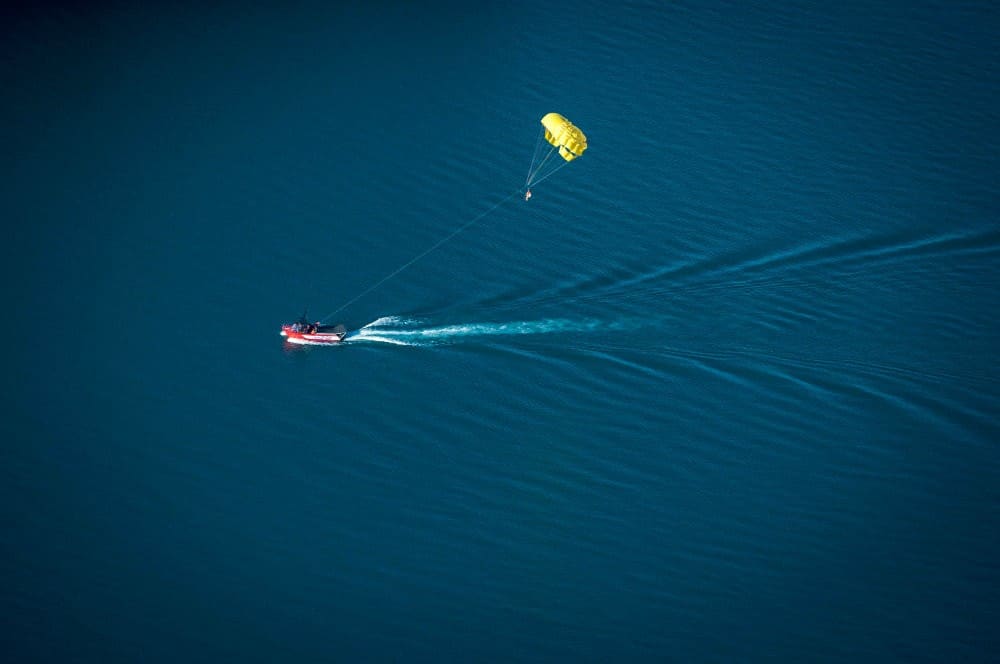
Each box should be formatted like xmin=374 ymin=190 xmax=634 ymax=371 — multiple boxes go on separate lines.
xmin=345 ymin=316 xmax=613 ymax=346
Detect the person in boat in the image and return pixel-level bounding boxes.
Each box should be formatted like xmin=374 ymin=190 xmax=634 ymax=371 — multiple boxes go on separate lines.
xmin=293 ymin=313 xmax=311 ymax=333
xmin=524 ymin=189 xmax=532 ymax=201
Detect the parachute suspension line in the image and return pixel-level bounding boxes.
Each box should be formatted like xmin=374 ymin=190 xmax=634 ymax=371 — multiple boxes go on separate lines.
xmin=525 ymin=157 xmax=573 ymax=189
xmin=319 ymin=188 xmax=523 ymax=323
xmin=526 ymin=146 xmax=557 ymax=188
xmin=525 ymin=126 xmax=548 ymax=187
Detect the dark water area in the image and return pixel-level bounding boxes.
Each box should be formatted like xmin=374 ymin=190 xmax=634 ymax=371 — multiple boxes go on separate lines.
xmin=4 ymin=1 xmax=1000 ymax=660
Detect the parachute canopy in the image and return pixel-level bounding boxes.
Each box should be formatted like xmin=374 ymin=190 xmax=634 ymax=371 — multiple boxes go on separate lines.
xmin=541 ymin=112 xmax=587 ymax=162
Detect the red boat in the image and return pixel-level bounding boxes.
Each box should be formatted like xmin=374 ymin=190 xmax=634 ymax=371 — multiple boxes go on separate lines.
xmin=280 ymin=318 xmax=348 ymax=345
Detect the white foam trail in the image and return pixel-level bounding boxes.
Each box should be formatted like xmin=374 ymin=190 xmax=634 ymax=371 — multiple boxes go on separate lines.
xmin=360 ymin=316 xmax=419 ymax=329
xmin=349 ymin=317 xmax=614 ymax=346
xmin=346 ymin=334 xmax=412 ymax=346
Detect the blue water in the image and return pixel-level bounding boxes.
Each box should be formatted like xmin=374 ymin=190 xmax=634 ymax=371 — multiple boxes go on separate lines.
xmin=5 ymin=1 xmax=1000 ymax=660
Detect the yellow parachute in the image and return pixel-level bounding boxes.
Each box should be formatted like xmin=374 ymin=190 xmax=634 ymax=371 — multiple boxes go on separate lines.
xmin=525 ymin=112 xmax=587 ymax=191
xmin=540 ymin=112 xmax=587 ymax=162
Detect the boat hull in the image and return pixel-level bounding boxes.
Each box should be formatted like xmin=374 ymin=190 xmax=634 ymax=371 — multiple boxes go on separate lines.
xmin=280 ymin=324 xmax=346 ymax=345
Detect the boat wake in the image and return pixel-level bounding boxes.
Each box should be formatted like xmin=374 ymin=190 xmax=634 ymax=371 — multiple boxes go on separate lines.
xmin=345 ymin=316 xmax=611 ymax=347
